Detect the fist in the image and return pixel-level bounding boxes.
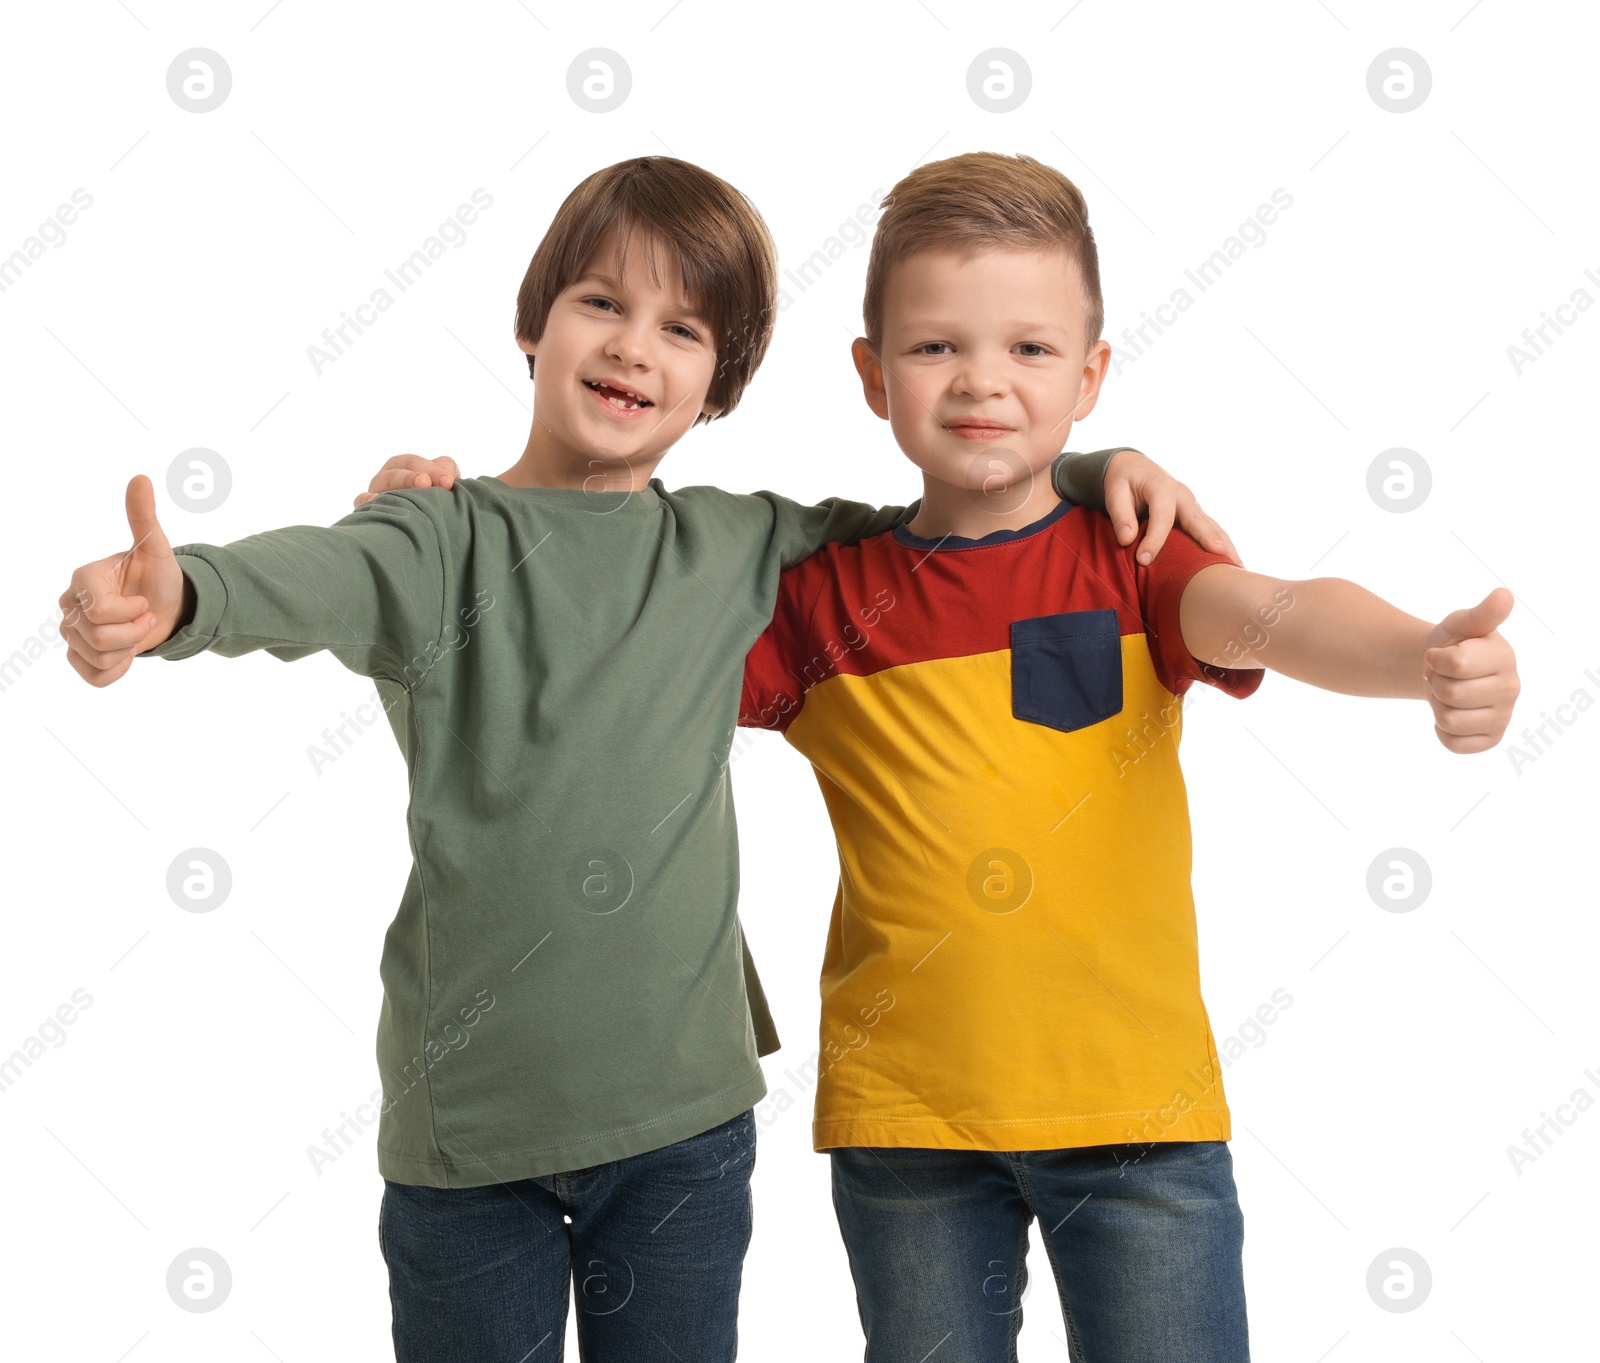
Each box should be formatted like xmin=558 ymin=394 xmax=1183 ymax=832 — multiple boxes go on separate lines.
xmin=1422 ymin=588 xmax=1519 ymax=754
xmin=354 ymin=453 xmax=460 ymax=508
xmin=59 ymin=475 xmax=186 ymax=687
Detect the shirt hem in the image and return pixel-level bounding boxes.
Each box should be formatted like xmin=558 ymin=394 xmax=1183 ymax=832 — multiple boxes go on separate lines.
xmin=812 ymin=1105 xmax=1231 ymax=1152
xmin=376 ymin=1068 xmax=769 ymax=1187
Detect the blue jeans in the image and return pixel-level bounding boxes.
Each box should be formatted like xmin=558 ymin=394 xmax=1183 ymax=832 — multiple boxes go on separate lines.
xmin=379 ymin=1108 xmax=756 ymax=1362
xmin=830 ymin=1140 xmax=1249 ymax=1363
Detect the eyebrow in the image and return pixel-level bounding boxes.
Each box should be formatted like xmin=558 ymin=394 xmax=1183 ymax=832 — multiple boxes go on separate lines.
xmin=575 ymin=272 xmax=707 ymax=321
xmin=893 ymin=317 xmax=1074 ymax=334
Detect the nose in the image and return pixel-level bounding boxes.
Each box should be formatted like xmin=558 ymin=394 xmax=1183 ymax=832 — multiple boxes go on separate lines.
xmin=604 ymin=317 xmax=654 ymax=369
xmin=951 ymin=350 xmax=1008 ymax=400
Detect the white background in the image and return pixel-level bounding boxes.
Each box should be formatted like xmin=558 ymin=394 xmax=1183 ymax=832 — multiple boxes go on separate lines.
xmin=1 ymin=1 xmax=1594 ymax=1359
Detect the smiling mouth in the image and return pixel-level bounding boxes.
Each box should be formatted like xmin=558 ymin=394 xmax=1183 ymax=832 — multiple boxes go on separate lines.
xmin=584 ymin=380 xmax=654 ymax=411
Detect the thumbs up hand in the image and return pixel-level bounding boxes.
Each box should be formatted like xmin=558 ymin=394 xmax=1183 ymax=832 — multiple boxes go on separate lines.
xmin=59 ymin=475 xmax=190 ymax=687
xmin=1421 ymin=587 xmax=1519 ymax=753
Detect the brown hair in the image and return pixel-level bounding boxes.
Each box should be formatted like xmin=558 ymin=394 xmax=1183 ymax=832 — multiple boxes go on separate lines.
xmin=514 ymin=157 xmax=776 ymax=422
xmin=862 ymin=152 xmax=1103 ymax=352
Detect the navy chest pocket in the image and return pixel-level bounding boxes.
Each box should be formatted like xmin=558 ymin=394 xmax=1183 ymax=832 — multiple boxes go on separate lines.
xmin=1010 ymin=609 xmax=1124 ymax=733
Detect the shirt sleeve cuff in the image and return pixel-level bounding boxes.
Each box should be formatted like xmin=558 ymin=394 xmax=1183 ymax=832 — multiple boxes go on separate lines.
xmin=1148 ymin=556 xmax=1265 ymax=700
xmin=1051 ymin=448 xmax=1127 ymax=507
xmin=141 ymin=551 xmax=228 ymax=661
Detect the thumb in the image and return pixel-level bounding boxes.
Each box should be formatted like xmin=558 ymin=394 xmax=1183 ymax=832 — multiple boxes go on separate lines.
xmin=125 ymin=474 xmax=173 ymax=559
xmin=1438 ymin=586 xmax=1514 ymax=644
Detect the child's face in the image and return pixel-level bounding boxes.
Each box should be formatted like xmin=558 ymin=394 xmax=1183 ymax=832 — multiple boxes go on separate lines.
xmin=853 ymin=246 xmax=1111 ymax=493
xmin=520 ymin=225 xmax=720 ymax=472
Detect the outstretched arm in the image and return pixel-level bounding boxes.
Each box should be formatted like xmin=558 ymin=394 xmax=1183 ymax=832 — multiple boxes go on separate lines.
xmin=61 ymin=475 xmax=447 ymax=688
xmin=1178 ymin=564 xmax=1519 ymax=753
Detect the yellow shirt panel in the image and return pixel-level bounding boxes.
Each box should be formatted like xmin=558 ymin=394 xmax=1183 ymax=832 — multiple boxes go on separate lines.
xmin=787 ymin=633 xmax=1230 ymax=1151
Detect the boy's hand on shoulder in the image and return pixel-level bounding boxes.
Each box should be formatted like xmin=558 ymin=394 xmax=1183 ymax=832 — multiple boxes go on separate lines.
xmin=354 ymin=454 xmax=461 ymax=508
xmin=59 ymin=475 xmax=188 ymax=687
xmin=1102 ymin=448 xmax=1240 ymax=567
xmin=1422 ymin=588 xmax=1518 ymax=753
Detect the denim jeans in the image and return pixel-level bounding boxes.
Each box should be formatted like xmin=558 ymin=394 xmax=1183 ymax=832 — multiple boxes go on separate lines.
xmin=379 ymin=1108 xmax=756 ymax=1362
xmin=830 ymin=1139 xmax=1249 ymax=1363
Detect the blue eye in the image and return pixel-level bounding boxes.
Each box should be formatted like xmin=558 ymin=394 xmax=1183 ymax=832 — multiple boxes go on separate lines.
xmin=918 ymin=342 xmax=954 ymax=355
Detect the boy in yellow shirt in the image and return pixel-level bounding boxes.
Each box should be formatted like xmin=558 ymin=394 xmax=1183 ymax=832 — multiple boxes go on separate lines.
xmin=736 ymin=153 xmax=1518 ymax=1362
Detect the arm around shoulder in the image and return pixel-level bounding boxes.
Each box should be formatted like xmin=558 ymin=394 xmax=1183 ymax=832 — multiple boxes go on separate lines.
xmin=759 ymin=490 xmax=914 ymax=568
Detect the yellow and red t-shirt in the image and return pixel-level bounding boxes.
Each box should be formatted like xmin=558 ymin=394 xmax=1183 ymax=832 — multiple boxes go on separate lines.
xmin=739 ymin=499 xmax=1261 ymax=1152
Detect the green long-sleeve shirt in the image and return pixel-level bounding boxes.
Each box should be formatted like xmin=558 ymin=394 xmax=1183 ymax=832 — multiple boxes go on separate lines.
xmin=147 ymin=453 xmax=1115 ymax=1186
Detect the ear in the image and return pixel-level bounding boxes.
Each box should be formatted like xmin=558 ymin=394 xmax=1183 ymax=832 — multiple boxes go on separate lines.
xmin=516 ymin=334 xmax=537 ymax=358
xmin=1068 ymin=338 xmax=1113 ymax=424
xmin=850 ymin=337 xmax=890 ymax=421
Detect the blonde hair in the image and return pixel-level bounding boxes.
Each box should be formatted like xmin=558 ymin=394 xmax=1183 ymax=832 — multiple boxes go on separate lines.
xmin=862 ymin=152 xmax=1103 ymax=351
